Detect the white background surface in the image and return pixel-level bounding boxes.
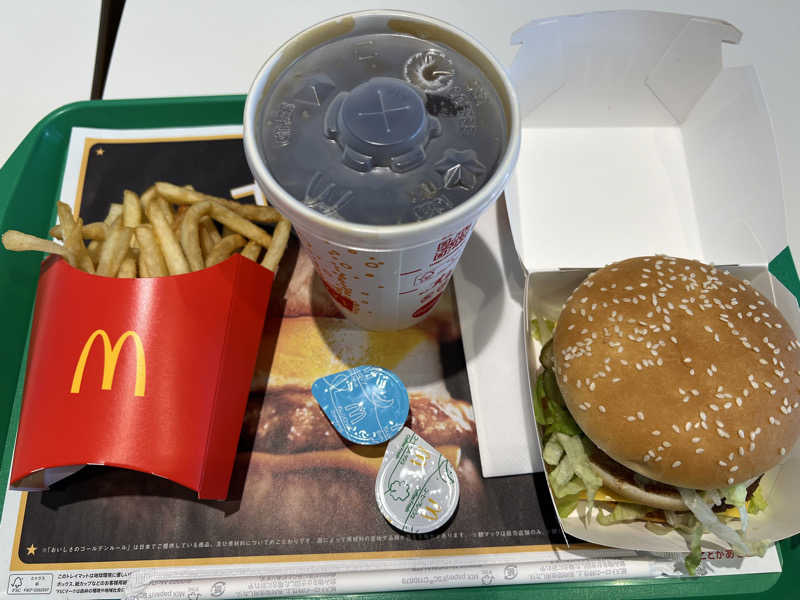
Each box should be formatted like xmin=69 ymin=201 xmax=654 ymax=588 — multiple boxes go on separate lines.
xmin=0 ymin=1 xmax=100 ymax=166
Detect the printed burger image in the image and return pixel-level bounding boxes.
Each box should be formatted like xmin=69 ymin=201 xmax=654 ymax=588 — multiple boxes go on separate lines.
xmin=15 ymin=239 xmax=561 ymax=563
xmin=234 ymin=247 xmax=485 ymax=537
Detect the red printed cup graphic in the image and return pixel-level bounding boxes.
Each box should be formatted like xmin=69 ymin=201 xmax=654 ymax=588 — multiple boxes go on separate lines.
xmin=295 ymin=221 xmax=475 ymax=330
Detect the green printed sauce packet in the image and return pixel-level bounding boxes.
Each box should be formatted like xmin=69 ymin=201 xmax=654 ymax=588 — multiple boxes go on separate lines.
xmin=375 ymin=427 xmax=459 ymax=533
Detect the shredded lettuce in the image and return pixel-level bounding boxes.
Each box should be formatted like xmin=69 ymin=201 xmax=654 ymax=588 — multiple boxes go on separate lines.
xmin=550 ymin=454 xmax=575 ymax=488
xmin=556 ymin=433 xmax=602 ymax=521
xmin=542 ymin=369 xmax=564 ymax=407
xmin=532 ymin=367 xmax=580 ymax=437
xmin=749 ymin=486 xmax=768 ymax=515
xmin=706 ymin=488 xmax=724 ymax=507
xmin=720 ymin=483 xmax=749 ymax=531
xmin=532 ymin=372 xmax=548 ymax=425
xmin=542 ymin=437 xmax=565 ymax=466
xmin=552 ymin=476 xmax=587 ymax=499
xmin=534 ymin=366 xmax=602 ymax=521
xmin=665 ymin=510 xmax=697 ymax=532
xmin=597 ymin=503 xmax=651 ymax=526
xmin=645 ymin=522 xmax=675 ymax=536
xmin=544 ymin=401 xmax=582 ymax=437
xmin=678 ymin=488 xmax=767 ymax=558
xmin=555 ymin=493 xmax=581 ymax=519
xmin=721 ymin=483 xmax=748 ymax=507
xmin=530 ymin=317 xmax=555 ymax=343
xmin=684 ymin=518 xmax=705 ymax=576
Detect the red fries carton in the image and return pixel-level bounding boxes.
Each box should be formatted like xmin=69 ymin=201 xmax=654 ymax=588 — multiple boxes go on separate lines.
xmin=9 ymin=254 xmax=273 ymax=500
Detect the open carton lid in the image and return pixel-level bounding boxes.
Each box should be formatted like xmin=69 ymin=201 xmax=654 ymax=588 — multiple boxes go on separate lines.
xmin=506 ymin=9 xmax=785 ymax=272
xmin=505 ymin=10 xmax=800 ymax=554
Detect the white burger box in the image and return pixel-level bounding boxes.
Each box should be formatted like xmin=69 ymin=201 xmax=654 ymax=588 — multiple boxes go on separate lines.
xmin=504 ymin=10 xmax=800 ymax=552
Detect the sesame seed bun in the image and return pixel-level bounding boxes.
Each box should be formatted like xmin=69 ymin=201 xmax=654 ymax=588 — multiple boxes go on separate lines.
xmin=553 ymin=256 xmax=800 ymax=490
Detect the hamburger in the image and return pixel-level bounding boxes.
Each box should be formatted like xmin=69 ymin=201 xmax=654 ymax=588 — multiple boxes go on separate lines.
xmin=535 ymin=255 xmax=800 ymax=572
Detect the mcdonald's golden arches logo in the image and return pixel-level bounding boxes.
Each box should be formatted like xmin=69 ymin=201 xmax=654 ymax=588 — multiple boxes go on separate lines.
xmin=70 ymin=329 xmax=146 ymax=397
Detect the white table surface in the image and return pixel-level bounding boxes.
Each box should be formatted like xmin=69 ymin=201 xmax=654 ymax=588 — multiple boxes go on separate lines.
xmin=0 ymin=1 xmax=101 ymax=167
xmin=104 ymin=0 xmax=800 ymax=476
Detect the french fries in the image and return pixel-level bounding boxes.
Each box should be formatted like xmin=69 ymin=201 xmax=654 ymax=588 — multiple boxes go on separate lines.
xmin=147 ymin=200 xmax=190 ymax=275
xmin=206 ymin=234 xmax=247 ymax=267
xmin=118 ymin=256 xmax=137 ymax=279
xmin=57 ymin=203 xmax=95 ymax=273
xmin=1 ymin=183 xmax=291 ymax=279
xmin=135 ymin=225 xmax=169 ymax=278
xmin=1 ymin=231 xmax=76 ymax=266
xmin=96 ymin=221 xmax=133 ymax=277
xmin=179 ymin=201 xmax=212 ymax=271
xmin=122 ymin=190 xmax=142 ymax=228
xmin=155 ymin=182 xmax=282 ymax=223
xmin=241 ymin=240 xmax=261 ymax=262
xmin=262 ymin=218 xmax=291 ymax=272
xmin=49 ymin=221 xmax=107 ymax=241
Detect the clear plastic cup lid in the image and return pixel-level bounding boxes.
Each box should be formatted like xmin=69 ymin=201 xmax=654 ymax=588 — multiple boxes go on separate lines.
xmin=257 ymin=32 xmax=507 ymax=225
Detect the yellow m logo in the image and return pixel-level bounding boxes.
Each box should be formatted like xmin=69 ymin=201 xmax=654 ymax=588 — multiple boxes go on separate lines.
xmin=70 ymin=329 xmax=146 ymax=397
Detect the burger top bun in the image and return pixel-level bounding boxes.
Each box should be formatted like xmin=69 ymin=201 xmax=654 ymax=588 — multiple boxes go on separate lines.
xmin=553 ymin=256 xmax=800 ymax=490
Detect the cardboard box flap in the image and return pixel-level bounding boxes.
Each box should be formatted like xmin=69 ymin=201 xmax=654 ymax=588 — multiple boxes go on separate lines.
xmin=506 ymin=10 xmax=785 ymax=274
xmin=510 ymin=11 xmax=740 ymax=128
xmin=682 ymin=66 xmax=787 ymax=266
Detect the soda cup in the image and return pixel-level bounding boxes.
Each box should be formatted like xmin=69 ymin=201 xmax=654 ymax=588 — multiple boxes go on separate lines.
xmin=244 ymin=10 xmax=520 ymax=330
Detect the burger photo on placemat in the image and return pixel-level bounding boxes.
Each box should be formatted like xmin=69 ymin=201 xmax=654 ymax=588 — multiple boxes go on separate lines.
xmin=233 ymin=243 xmax=490 ymax=542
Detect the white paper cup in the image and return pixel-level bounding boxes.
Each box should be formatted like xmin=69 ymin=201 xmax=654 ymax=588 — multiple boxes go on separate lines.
xmin=244 ymin=10 xmax=520 ymax=330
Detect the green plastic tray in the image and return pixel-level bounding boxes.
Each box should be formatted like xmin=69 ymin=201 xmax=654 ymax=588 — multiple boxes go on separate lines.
xmin=1 ymin=97 xmax=799 ymax=600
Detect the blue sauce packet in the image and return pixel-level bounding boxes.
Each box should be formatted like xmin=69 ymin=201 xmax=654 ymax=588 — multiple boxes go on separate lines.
xmin=311 ymin=366 xmax=410 ymax=445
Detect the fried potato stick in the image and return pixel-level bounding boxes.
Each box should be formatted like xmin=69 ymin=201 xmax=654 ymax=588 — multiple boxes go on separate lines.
xmin=140 ymin=186 xmax=157 ymax=210
xmin=57 ymin=203 xmax=94 ymax=273
xmin=209 ymin=204 xmax=272 ymax=248
xmin=1 ymin=231 xmax=76 ymax=266
xmin=206 ymin=234 xmax=246 ymax=267
xmin=87 ymin=239 xmax=101 ymax=263
xmin=137 ymin=249 xmax=150 ymax=278
xmin=123 ymin=190 xmax=142 ymax=228
xmin=261 ymin=218 xmax=291 ymax=272
xmin=147 ymin=201 xmax=189 ymax=275
xmin=135 ymin=225 xmax=168 ymax=277
xmin=97 ymin=224 xmax=133 ymax=277
xmin=178 ymin=200 xmax=212 ymax=272
xmin=240 ymin=240 xmax=261 ymax=262
xmin=198 ymin=217 xmax=219 ymax=258
xmin=49 ymin=221 xmax=107 ymax=241
xmin=118 ymin=256 xmax=137 ymax=278
xmin=104 ymin=203 xmax=124 ymax=225
xmin=155 ymin=182 xmax=281 ymax=223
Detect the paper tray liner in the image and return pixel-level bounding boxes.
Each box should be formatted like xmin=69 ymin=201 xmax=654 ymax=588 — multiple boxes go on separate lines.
xmin=9 ymin=254 xmax=273 ymax=499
